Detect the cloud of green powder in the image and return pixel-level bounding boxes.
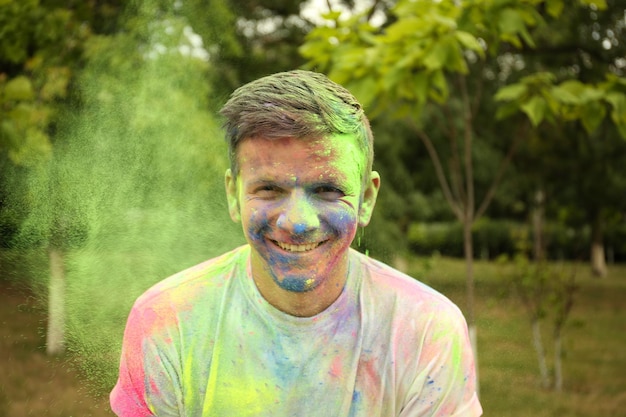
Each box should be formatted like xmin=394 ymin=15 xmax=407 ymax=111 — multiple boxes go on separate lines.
xmin=16 ymin=0 xmax=243 ymax=393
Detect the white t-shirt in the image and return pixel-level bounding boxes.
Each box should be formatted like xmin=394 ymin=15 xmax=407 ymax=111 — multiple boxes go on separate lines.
xmin=110 ymin=245 xmax=482 ymax=416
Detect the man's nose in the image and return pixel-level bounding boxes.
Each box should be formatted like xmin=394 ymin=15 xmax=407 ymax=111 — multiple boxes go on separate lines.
xmin=276 ymin=190 xmax=320 ymax=234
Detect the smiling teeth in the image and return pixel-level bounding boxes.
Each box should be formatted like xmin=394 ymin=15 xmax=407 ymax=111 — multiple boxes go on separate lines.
xmin=276 ymin=242 xmax=320 ymax=252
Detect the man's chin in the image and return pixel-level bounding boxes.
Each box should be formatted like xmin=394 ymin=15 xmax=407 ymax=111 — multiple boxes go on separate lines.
xmin=272 ymin=274 xmax=320 ymax=293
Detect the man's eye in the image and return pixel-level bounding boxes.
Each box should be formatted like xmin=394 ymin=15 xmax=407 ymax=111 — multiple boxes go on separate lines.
xmin=315 ymin=186 xmax=344 ymax=200
xmin=254 ymin=185 xmax=281 ymax=198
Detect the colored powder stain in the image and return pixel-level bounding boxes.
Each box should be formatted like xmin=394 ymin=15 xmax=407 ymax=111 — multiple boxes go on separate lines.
xmin=148 ymin=379 xmax=160 ymax=395
xmin=329 ymin=355 xmax=343 ymax=378
xmin=352 ymin=391 xmax=361 ymax=403
xmin=276 ymin=275 xmax=314 ymax=292
xmin=348 ymin=390 xmax=362 ymax=417
xmin=203 ymin=345 xmax=278 ymax=415
xmin=450 ymin=336 xmax=462 ymax=371
xmin=293 ymin=223 xmax=307 ymax=234
xmin=352 ymin=390 xmax=361 ymax=403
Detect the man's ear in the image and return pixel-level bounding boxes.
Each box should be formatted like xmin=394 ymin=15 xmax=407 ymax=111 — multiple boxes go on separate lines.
xmin=225 ymin=169 xmax=241 ymax=223
xmin=358 ymin=171 xmax=380 ymax=227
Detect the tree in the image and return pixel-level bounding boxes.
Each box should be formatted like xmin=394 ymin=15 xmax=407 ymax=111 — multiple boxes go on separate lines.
xmin=499 ymin=228 xmax=578 ymax=391
xmin=507 ymin=109 xmax=626 ymax=272
xmin=494 ymin=0 xmax=626 ymax=275
xmin=1 ymin=0 xmax=69 ymax=168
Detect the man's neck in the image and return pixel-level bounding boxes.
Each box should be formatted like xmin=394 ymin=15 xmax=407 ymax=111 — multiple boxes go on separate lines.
xmin=250 ymin=258 xmax=349 ymax=318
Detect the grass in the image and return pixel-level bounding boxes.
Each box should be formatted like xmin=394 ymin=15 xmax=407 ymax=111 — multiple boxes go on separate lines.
xmin=410 ymin=255 xmax=626 ymax=417
xmin=1 ymin=249 xmax=625 ymax=416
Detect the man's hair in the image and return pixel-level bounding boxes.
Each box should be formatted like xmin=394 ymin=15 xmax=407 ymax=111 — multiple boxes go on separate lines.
xmin=219 ymin=70 xmax=374 ymax=178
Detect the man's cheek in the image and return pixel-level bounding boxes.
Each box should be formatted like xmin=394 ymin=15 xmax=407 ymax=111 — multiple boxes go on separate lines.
xmin=245 ymin=208 xmax=270 ymax=241
xmin=324 ymin=207 xmax=358 ymax=236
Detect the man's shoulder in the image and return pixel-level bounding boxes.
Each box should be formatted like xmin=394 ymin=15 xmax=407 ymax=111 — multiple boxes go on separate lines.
xmin=135 ymin=245 xmax=249 ymax=309
xmin=352 ymin=250 xmax=471 ymax=353
xmin=351 ymin=249 xmax=462 ymax=317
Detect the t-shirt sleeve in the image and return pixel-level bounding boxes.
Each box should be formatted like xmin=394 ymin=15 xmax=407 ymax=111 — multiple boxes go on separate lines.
xmin=110 ymin=298 xmax=182 ymax=417
xmin=399 ymin=303 xmax=483 ymax=417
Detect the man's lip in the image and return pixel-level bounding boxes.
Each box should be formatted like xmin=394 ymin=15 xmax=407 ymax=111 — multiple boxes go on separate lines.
xmin=269 ymin=239 xmax=327 ymax=253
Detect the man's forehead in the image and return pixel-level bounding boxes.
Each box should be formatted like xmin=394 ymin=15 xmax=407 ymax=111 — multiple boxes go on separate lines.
xmin=238 ymin=140 xmax=357 ymax=177
xmin=238 ymin=135 xmax=361 ymax=160
xmin=240 ymin=161 xmax=351 ymax=183
xmin=235 ymin=134 xmax=366 ymax=182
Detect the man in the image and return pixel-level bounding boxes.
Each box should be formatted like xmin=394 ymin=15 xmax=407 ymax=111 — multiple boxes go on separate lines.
xmin=110 ymin=70 xmax=482 ymax=416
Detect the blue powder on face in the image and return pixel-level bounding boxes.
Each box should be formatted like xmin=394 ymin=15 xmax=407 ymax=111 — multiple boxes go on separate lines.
xmin=247 ymin=223 xmax=315 ymax=292
xmin=292 ymin=223 xmax=307 ymax=234
xmin=267 ymin=250 xmax=316 ymax=293
xmin=276 ymin=275 xmax=314 ymax=292
xmin=245 ymin=187 xmax=359 ymax=294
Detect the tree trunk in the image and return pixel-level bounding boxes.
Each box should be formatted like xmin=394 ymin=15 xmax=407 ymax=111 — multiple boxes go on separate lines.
xmin=46 ymin=247 xmax=66 ymax=355
xmin=462 ymin=216 xmax=479 ymax=395
xmin=532 ymin=189 xmax=545 ymax=262
xmin=554 ymin=329 xmax=563 ymax=392
xmin=531 ymin=318 xmax=550 ymax=389
xmin=463 ymin=217 xmax=475 ymax=328
xmin=590 ymin=214 xmax=607 ymax=277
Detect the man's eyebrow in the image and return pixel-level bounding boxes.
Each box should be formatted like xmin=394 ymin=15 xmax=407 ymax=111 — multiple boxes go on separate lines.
xmin=246 ymin=178 xmax=301 ymax=190
xmin=310 ymin=178 xmax=357 ymax=192
xmin=245 ymin=174 xmax=353 ymax=188
xmin=246 ymin=178 xmax=280 ymax=187
xmin=248 ymin=178 xmax=276 ymax=184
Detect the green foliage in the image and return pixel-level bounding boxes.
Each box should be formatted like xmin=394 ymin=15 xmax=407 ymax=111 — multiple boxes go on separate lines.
xmin=408 ymin=219 xmax=520 ymax=259
xmin=303 ymin=0 xmax=474 ymax=116
xmin=0 ymin=0 xmax=71 ymax=64
xmin=0 ymin=72 xmax=58 ymax=167
xmin=0 ymin=0 xmax=90 ymax=168
xmin=406 ymin=218 xmax=606 ymax=261
xmin=408 ymin=221 xmax=465 ymax=257
xmin=496 ymin=72 xmax=626 ymax=138
xmin=301 ymin=0 xmax=570 ymax=118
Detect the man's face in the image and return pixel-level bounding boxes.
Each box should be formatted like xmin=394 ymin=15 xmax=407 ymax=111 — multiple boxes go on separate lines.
xmin=225 ymin=135 xmax=379 ymax=294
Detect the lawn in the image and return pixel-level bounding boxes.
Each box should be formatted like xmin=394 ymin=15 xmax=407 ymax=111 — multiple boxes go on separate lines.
xmin=0 ymin=250 xmax=624 ymax=416
xmin=410 ymin=255 xmax=626 ymax=417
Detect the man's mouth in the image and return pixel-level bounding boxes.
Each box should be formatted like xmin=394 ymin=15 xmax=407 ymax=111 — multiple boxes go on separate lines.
xmin=271 ymin=240 xmax=325 ymax=253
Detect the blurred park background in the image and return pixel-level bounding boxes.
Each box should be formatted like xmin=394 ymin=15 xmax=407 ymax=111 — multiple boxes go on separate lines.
xmin=1 ymin=0 xmax=625 ymax=416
